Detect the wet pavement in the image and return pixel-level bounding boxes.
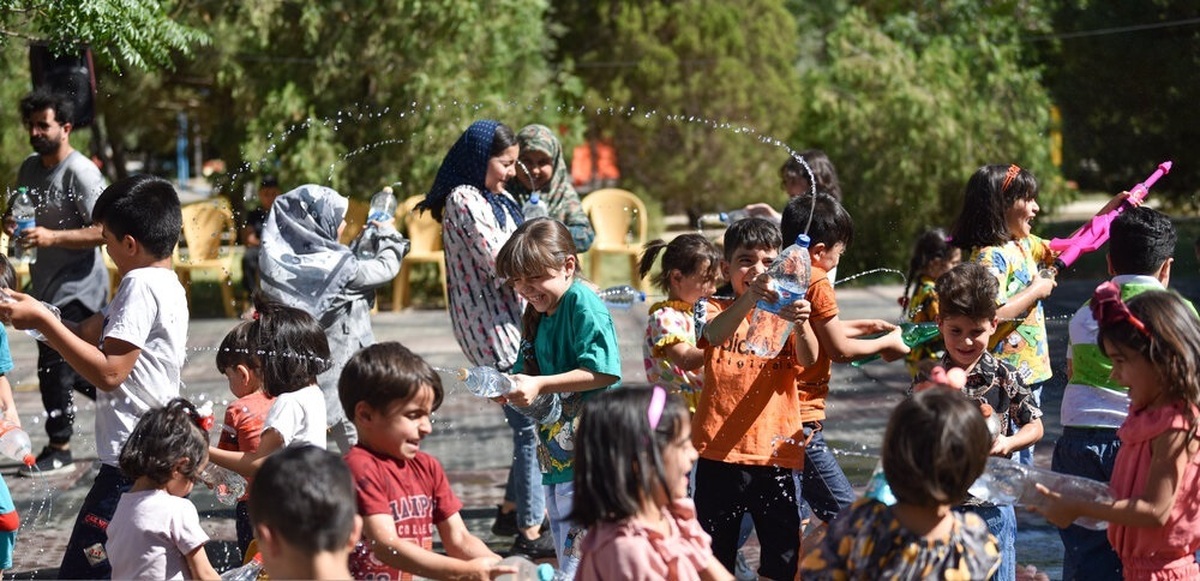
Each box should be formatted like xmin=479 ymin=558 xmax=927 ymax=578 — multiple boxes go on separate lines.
xmin=7 ymin=277 xmax=1195 ymax=578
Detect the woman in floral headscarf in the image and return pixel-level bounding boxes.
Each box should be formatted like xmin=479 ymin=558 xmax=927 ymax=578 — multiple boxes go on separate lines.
xmin=417 ymin=120 xmax=552 ymax=556
xmin=509 ymin=124 xmax=596 ymax=253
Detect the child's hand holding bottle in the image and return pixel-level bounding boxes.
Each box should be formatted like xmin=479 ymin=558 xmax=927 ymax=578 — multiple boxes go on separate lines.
xmin=504 ymin=374 xmax=543 ymax=408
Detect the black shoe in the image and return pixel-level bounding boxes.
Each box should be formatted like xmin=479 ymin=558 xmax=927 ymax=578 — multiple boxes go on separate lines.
xmin=491 ymin=506 xmax=519 ymax=537
xmin=20 ymin=446 xmax=74 ymax=477
xmin=508 ymin=532 xmax=556 ymax=560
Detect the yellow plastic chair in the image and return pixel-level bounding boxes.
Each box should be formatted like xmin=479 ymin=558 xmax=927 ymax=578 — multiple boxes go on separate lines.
xmin=392 ymin=195 xmax=447 ymax=310
xmin=174 ymin=198 xmax=238 ymax=318
xmin=580 ymin=188 xmax=649 ymax=289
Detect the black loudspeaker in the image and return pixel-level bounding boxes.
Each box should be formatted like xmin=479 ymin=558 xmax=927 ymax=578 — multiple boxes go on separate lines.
xmin=29 ymin=44 xmax=96 ymax=128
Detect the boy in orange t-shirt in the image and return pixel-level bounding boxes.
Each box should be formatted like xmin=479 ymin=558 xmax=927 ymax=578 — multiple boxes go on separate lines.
xmin=780 ymin=192 xmax=909 ymax=528
xmin=692 ymin=217 xmax=819 ymax=580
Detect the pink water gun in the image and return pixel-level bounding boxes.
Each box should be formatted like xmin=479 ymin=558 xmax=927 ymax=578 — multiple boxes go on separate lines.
xmin=1047 ymin=161 xmax=1172 ymax=273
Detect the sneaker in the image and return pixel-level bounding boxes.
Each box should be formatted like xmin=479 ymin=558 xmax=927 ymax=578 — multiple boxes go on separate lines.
xmin=734 ymin=550 xmax=756 ymax=581
xmin=20 ymin=446 xmax=74 ymax=477
xmin=508 ymin=532 xmax=556 ymax=560
xmin=491 ymin=505 xmax=519 ymax=537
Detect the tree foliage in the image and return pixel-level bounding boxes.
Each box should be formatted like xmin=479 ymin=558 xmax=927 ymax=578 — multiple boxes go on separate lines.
xmin=553 ymin=0 xmax=802 ymax=215
xmin=792 ymin=3 xmax=1067 ymax=275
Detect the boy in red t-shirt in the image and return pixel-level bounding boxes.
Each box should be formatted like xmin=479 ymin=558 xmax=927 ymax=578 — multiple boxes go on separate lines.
xmin=214 ymin=322 xmax=275 ymax=557
xmin=338 ymin=342 xmax=508 ymax=580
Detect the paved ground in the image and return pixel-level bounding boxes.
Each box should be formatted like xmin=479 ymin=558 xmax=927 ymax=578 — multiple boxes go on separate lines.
xmin=6 ymin=276 xmax=1198 ymax=578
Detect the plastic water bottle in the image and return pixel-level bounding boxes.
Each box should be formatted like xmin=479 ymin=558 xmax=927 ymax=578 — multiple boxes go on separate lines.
xmin=10 ymin=187 xmax=37 ymax=265
xmin=496 ymin=555 xmax=555 ymax=581
xmin=220 ymin=555 xmax=263 ymax=581
xmin=698 ymin=209 xmax=749 ymax=227
xmin=198 ymin=462 xmax=248 ymax=505
xmin=0 ymin=291 xmax=61 ymax=342
xmin=457 ymin=366 xmax=515 ymax=398
xmin=368 ymin=187 xmax=398 ymax=223
xmin=522 ymin=192 xmax=549 ymax=220
xmin=745 ymin=234 xmax=812 ymax=358
xmin=0 ymin=420 xmax=35 ymax=467
xmin=513 ymin=392 xmax=562 ymax=426
xmin=969 ymin=456 xmax=1112 ymax=530
xmin=598 ymin=285 xmax=646 ymax=310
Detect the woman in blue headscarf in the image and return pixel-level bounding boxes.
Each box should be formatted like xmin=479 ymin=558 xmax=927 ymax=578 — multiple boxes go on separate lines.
xmin=418 ymin=121 xmax=552 ymax=556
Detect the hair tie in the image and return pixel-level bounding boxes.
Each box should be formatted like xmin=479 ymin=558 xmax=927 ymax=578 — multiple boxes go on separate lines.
xmin=1001 ymin=164 xmax=1021 ymax=194
xmin=252 ymin=310 xmax=260 ymax=320
xmin=648 ymin=385 xmax=667 ymax=429
xmin=1090 ymin=282 xmax=1150 ymax=337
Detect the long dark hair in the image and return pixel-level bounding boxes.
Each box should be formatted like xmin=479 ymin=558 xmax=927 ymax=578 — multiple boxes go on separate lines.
xmin=119 ymin=398 xmax=208 ymax=485
xmin=901 ymin=228 xmax=956 ymax=312
xmin=248 ymin=293 xmax=331 ymax=397
xmin=949 ymin=164 xmax=1038 ymax=251
xmin=571 ymin=386 xmax=690 ymax=527
xmin=638 ymin=234 xmax=720 ymax=296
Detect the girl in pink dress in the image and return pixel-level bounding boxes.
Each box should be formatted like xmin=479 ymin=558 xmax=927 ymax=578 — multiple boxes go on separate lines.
xmin=574 ymin=386 xmax=733 ymax=581
xmin=1035 ymin=284 xmax=1200 ymax=581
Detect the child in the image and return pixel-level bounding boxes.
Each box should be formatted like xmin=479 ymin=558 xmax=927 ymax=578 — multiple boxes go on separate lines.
xmin=510 ymin=123 xmax=597 ymax=252
xmin=208 ymin=295 xmax=330 ymax=476
xmin=800 ymin=387 xmax=1000 ymax=579
xmin=916 ymin=262 xmax=1044 ymax=581
xmin=574 ymin=386 xmax=733 ymax=580
xmin=0 ymin=174 xmax=188 ymax=579
xmin=1052 ymin=206 xmax=1192 ymax=580
xmin=948 ymin=165 xmax=1056 ymax=451
xmin=0 ymin=256 xmax=22 ymax=576
xmin=899 ymin=227 xmax=961 ymax=377
xmin=778 ymin=192 xmax=908 ymax=530
xmin=638 ymin=234 xmax=721 ymax=412
xmin=338 ymin=342 xmax=507 ymax=579
xmin=248 ymin=444 xmax=362 ymax=580
xmin=214 ymin=321 xmax=274 ymax=557
xmin=692 ymin=217 xmax=819 ymax=579
xmin=258 ymin=184 xmax=407 ymax=453
xmin=743 ymin=150 xmax=843 ymax=222
xmin=106 ymin=398 xmax=219 ymax=580
xmin=1035 ymin=287 xmax=1200 ymax=580
xmin=495 ymin=217 xmax=623 ymax=576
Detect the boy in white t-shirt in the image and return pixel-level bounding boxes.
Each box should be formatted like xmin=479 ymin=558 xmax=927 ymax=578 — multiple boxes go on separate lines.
xmin=0 ymin=174 xmax=187 ymax=579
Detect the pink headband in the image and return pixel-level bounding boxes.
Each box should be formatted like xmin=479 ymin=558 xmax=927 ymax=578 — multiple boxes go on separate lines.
xmin=648 ymin=386 xmax=667 ymax=429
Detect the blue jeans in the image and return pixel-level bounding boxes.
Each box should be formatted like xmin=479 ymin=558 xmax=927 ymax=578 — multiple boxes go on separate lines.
xmin=957 ymin=503 xmax=1015 ymax=581
xmin=1052 ymin=426 xmax=1122 ymax=580
xmin=502 ymin=405 xmax=546 ymax=529
xmin=59 ymin=464 xmax=133 ymax=579
xmin=544 ymin=481 xmax=583 ymax=577
xmin=798 ymin=428 xmax=856 ymax=523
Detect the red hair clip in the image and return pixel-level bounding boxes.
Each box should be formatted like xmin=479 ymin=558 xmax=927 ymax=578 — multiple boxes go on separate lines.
xmin=1090 ymin=282 xmax=1150 ymax=337
xmin=1001 ymin=164 xmax=1021 ymax=194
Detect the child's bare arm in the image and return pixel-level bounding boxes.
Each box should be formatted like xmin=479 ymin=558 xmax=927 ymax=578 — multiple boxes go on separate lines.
xmin=183 ymin=544 xmax=220 ymax=580
xmin=992 ymin=418 xmax=1043 ymax=457
xmin=702 ymin=290 xmax=758 ymax=346
xmin=812 ymin=314 xmax=907 ymax=362
xmin=362 ymin=514 xmax=508 ymax=580
xmin=436 ymin=513 xmax=501 ymax=561
xmin=506 ymin=368 xmax=618 ymax=407
xmin=1036 ymin=429 xmax=1195 ymax=528
xmin=781 ymin=299 xmax=818 ymax=367
xmin=995 ymin=276 xmax=1055 ymax=321
xmin=661 ymin=342 xmax=705 ymax=371
xmin=0 ymin=376 xmax=18 ymax=426
xmin=207 ymin=429 xmax=284 ymax=478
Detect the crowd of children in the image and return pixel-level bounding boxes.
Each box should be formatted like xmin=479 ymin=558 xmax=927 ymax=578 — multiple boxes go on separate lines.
xmin=0 ymin=134 xmax=1198 ymax=581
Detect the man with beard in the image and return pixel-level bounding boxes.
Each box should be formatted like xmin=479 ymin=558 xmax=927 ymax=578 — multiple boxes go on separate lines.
xmin=7 ymin=89 xmax=108 ymax=477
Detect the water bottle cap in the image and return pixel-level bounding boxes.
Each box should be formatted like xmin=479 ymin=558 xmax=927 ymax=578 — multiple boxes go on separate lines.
xmin=536 ymin=563 xmax=555 ymax=581
xmin=794 ymin=234 xmax=811 ymax=247
xmin=718 ymin=211 xmax=728 ymax=222
xmin=456 ymin=368 xmax=470 ymax=381
xmin=21 ymin=454 xmax=33 ymax=466
xmin=382 ymin=186 xmax=393 ymax=194
xmin=530 ymin=192 xmax=541 ymax=204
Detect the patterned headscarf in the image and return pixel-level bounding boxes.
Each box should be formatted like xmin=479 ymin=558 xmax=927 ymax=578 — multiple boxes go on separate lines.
xmin=417 ymin=119 xmax=523 ymax=228
xmin=259 ymin=184 xmax=357 ymax=314
xmin=509 ymin=124 xmax=573 ymax=208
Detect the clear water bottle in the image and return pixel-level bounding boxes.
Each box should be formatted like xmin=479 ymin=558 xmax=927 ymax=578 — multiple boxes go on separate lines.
xmin=969 ymin=456 xmax=1112 ymax=530
xmin=512 ymin=392 xmax=562 ymax=426
xmin=198 ymin=462 xmax=248 ymax=505
xmin=457 ymin=366 xmax=515 ymax=398
xmin=10 ymin=187 xmax=37 ymax=265
xmin=0 ymin=419 xmax=35 ymax=467
xmin=220 ymin=555 xmax=263 ymax=581
xmin=598 ymin=285 xmax=646 ymax=310
xmin=0 ymin=291 xmax=61 ymax=342
xmin=496 ymin=555 xmax=555 ymax=581
xmin=698 ymin=209 xmax=749 ymax=227
xmin=745 ymin=234 xmax=812 ymax=358
xmin=367 ymin=187 xmax=398 ymax=223
xmin=522 ymin=192 xmax=549 ymax=220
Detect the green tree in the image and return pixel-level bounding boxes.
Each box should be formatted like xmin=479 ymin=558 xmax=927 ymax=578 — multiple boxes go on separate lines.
xmin=553 ymin=0 xmax=802 ymax=216
xmin=792 ymin=4 xmax=1066 ymax=276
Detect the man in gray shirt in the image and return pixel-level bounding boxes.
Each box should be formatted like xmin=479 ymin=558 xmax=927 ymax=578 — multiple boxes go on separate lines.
xmin=8 ymin=89 xmax=109 ymax=476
